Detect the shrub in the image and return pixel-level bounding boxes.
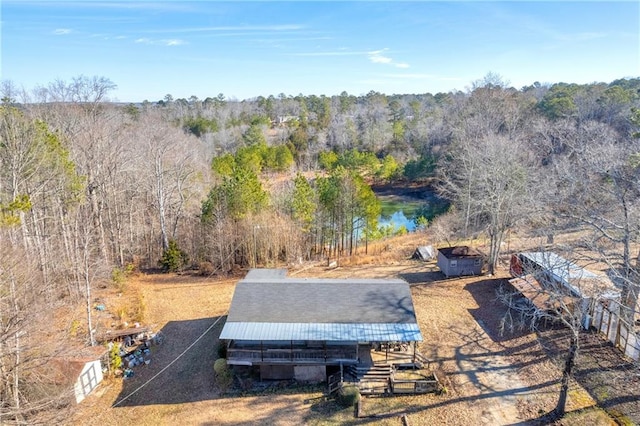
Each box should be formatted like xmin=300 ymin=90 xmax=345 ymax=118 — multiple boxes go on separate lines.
xmin=213 ymin=358 xmax=228 ymax=375
xmin=111 ymin=267 xmax=128 ymax=292
xmin=109 ymin=344 xmax=122 ymax=373
xmin=159 ymin=239 xmax=189 ymax=272
xmin=198 ymin=261 xmax=214 ymax=276
xmin=213 ymin=358 xmax=234 ymax=392
xmin=336 ymin=385 xmax=360 ymax=407
xmin=69 ymin=319 xmax=81 ymax=337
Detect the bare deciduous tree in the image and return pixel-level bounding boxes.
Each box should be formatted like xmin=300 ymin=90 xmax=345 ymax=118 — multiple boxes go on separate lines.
xmin=552 ymin=121 xmax=640 ymax=320
xmin=499 ymin=250 xmax=616 ymax=419
xmin=438 ymin=133 xmax=537 ymax=274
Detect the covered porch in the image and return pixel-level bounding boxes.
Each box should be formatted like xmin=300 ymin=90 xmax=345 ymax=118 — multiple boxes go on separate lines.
xmin=226 ymin=340 xmax=359 ymax=365
xmin=226 ymin=340 xmax=422 ymax=367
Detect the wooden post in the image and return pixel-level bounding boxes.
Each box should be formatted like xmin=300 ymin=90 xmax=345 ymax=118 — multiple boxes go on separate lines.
xmin=412 ymin=341 xmax=416 ymax=366
xmin=260 ymin=341 xmax=263 ymax=362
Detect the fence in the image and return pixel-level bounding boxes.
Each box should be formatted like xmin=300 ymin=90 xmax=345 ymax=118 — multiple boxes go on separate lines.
xmin=327 ymin=371 xmax=343 ymax=395
xmin=390 ymin=378 xmax=440 ymax=394
xmin=589 ymin=301 xmax=640 ymax=361
xmin=227 ymin=346 xmax=358 ymax=364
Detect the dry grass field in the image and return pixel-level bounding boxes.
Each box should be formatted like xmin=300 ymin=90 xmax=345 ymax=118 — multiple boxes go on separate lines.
xmin=69 ymin=232 xmax=637 ymax=425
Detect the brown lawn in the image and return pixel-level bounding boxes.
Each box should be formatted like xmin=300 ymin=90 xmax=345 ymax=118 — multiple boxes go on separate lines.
xmin=69 ymin=233 xmax=635 ymax=425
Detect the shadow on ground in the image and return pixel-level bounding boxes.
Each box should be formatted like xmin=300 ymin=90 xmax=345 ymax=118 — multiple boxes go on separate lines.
xmin=538 ymin=327 xmax=640 ymax=425
xmin=400 ymin=270 xmax=445 ymax=284
xmin=113 ymin=316 xmax=226 ymax=407
xmin=464 ymin=279 xmax=531 ymax=343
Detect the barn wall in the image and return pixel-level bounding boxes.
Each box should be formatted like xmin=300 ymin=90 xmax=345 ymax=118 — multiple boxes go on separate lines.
xmin=260 ymin=364 xmax=294 ymax=380
xmin=294 ymin=365 xmax=326 ymax=382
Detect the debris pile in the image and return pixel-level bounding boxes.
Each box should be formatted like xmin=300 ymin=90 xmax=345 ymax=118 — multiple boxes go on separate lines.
xmin=100 ymin=326 xmax=164 ymax=379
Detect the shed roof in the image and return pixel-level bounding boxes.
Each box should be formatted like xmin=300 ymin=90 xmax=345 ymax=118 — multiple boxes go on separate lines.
xmin=519 ymin=252 xmax=618 ymax=299
xmin=438 ymin=246 xmax=483 ymax=259
xmin=221 ymin=269 xmax=422 ymax=342
xmin=508 ymin=275 xmax=574 ymax=311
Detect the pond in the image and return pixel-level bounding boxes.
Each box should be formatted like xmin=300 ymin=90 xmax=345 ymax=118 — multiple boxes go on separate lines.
xmin=377 ymin=196 xmax=423 ymax=232
xmin=374 ymin=186 xmax=448 ymax=233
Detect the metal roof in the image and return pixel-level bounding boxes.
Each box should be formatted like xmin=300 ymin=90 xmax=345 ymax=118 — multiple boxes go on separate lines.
xmin=220 ymin=322 xmax=422 ymax=342
xmin=519 ymin=252 xmax=617 ymax=299
xmin=220 ymin=269 xmax=423 ymax=342
xmin=520 ymin=252 xmax=598 ymax=279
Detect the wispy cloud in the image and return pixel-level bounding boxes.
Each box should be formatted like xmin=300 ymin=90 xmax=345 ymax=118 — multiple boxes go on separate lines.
xmin=135 ymin=38 xmax=186 ymax=47
xmin=142 ymin=25 xmax=304 ymax=34
xmin=291 ymin=50 xmax=369 ymax=57
xmin=368 ymin=49 xmax=410 ymax=69
xmin=53 ymin=28 xmax=71 ymax=35
xmin=559 ymin=32 xmax=606 ymax=43
xmin=254 ymin=36 xmax=332 ymax=43
xmin=165 ymin=39 xmax=185 ymax=46
xmin=20 ymin=1 xmax=197 ymax=13
xmin=291 ymin=47 xmax=411 ymax=68
xmin=379 ymin=73 xmax=463 ymax=82
xmin=489 ymin=4 xmax=609 ymax=46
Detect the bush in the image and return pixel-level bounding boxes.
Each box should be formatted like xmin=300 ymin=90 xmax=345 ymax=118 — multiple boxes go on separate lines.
xmin=111 ymin=267 xmax=127 ymax=292
xmin=159 ymin=240 xmax=189 ymax=272
xmin=213 ymin=358 xmax=234 ymax=392
xmin=198 ymin=261 xmax=214 ymax=276
xmin=109 ymin=344 xmax=122 ymax=373
xmin=213 ymin=358 xmax=228 ymax=375
xmin=336 ymin=385 xmax=360 ymax=408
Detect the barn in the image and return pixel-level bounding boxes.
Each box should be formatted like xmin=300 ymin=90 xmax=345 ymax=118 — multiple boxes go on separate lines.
xmin=219 ymin=269 xmax=423 ymax=382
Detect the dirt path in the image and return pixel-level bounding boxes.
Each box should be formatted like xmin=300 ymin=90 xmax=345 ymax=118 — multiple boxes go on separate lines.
xmin=454 ymin=325 xmax=525 ymax=424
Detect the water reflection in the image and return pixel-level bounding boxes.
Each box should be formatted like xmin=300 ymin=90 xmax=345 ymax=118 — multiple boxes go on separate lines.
xmin=378 ymin=210 xmax=416 ymax=232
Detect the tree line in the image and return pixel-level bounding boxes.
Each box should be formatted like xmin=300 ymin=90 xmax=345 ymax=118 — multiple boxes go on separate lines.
xmin=0 ymin=73 xmax=639 ymax=421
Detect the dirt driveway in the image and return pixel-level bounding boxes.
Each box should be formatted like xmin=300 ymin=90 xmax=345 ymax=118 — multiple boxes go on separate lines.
xmin=71 ymin=257 xmax=623 ymax=425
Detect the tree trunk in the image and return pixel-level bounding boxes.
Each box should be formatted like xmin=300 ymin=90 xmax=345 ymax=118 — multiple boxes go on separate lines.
xmin=554 ymin=331 xmax=579 ymax=418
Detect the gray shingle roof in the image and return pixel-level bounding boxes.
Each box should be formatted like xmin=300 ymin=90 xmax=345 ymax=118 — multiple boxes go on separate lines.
xmin=221 ymin=269 xmax=422 ymax=342
xmin=227 ymin=275 xmax=417 ymax=324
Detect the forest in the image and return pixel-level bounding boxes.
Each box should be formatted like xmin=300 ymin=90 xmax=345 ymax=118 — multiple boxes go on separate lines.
xmin=1 ymin=73 xmax=640 ymax=422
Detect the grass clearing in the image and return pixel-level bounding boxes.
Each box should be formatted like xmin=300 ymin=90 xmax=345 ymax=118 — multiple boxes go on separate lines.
xmin=69 ymin=232 xmax=639 ymax=425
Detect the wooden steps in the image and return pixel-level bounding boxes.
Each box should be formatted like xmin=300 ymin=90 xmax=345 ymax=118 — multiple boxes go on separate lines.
xmin=352 ymin=364 xmax=392 ymax=394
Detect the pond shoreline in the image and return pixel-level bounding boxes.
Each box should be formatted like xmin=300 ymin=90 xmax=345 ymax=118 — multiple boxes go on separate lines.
xmin=371 ymin=180 xmax=435 ymax=199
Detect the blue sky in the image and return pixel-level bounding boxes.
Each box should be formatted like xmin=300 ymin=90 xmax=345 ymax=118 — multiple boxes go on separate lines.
xmin=2 ymin=1 xmax=638 ymax=102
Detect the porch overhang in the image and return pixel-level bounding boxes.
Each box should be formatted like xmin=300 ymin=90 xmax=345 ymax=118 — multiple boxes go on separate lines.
xmin=220 ymin=322 xmax=423 ymax=342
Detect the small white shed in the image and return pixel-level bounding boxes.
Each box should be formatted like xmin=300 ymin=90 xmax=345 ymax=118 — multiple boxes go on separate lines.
xmin=52 ymin=346 xmax=107 ymax=404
